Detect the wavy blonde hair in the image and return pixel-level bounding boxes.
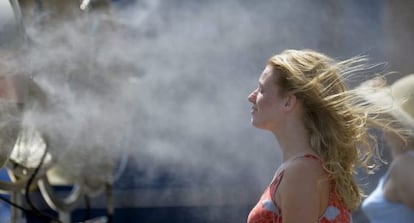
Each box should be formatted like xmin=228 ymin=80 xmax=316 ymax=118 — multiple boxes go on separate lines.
xmin=267 ymin=49 xmax=400 ymax=211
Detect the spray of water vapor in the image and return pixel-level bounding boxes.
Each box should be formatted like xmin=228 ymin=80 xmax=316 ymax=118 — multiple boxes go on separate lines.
xmin=9 ymin=0 xmax=282 ymax=193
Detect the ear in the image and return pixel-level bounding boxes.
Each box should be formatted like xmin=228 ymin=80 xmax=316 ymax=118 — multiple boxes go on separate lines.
xmin=283 ymin=94 xmax=297 ymax=111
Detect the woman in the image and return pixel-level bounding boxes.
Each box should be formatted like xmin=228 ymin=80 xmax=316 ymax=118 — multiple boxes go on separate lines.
xmin=246 ymin=49 xmax=400 ymax=223
xmin=360 ymin=74 xmax=414 ymax=223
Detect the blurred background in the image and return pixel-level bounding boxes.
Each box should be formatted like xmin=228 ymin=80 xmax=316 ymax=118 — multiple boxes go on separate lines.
xmin=0 ymin=0 xmax=413 ymax=222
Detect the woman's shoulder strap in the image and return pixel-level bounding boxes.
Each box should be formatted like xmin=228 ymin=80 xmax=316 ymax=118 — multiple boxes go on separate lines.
xmin=292 ymin=153 xmax=323 ymax=163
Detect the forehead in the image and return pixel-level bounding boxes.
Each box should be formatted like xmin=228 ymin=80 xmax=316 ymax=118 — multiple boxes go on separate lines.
xmin=259 ymin=65 xmax=277 ymax=85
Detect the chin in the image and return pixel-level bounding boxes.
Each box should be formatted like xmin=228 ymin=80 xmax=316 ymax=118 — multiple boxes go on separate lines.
xmin=251 ymin=119 xmax=264 ymax=129
xmin=251 ymin=120 xmax=274 ymax=131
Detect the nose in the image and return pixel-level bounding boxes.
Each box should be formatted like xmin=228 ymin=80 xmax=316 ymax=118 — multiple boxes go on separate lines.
xmin=248 ymin=89 xmax=257 ymax=104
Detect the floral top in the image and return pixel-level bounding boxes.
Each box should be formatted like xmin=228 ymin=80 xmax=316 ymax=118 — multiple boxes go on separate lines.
xmin=247 ymin=154 xmax=351 ymax=223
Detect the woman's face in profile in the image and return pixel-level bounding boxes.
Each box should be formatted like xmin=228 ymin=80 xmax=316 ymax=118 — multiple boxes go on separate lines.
xmin=248 ymin=65 xmax=286 ymax=130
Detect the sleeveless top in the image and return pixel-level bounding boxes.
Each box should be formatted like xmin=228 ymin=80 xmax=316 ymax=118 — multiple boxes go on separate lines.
xmin=247 ymin=154 xmax=351 ymax=223
xmin=361 ymin=151 xmax=414 ymax=223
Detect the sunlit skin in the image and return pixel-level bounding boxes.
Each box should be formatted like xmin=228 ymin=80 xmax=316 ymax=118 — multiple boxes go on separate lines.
xmin=248 ymin=65 xmax=330 ymax=222
xmin=382 ymin=132 xmax=414 ymax=210
xmin=248 ymin=65 xmax=286 ymax=131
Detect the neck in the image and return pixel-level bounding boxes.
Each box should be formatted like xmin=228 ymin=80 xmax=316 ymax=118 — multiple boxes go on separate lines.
xmin=271 ymin=115 xmax=314 ymax=162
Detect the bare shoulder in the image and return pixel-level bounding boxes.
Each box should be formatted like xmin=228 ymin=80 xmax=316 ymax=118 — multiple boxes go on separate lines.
xmin=276 ymin=156 xmax=328 ymax=221
xmin=278 ymin=156 xmax=328 ymax=191
xmin=283 ymin=156 xmax=326 ymax=179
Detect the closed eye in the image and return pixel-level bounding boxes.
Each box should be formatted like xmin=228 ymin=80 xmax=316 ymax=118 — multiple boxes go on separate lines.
xmin=257 ymin=84 xmax=264 ymax=94
xmin=258 ymin=86 xmax=264 ymax=94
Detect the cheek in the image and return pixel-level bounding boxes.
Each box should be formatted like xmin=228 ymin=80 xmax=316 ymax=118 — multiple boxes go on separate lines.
xmin=257 ymin=96 xmax=277 ymax=110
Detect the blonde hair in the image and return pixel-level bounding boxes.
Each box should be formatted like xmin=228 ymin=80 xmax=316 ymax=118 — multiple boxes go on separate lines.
xmin=267 ymin=49 xmax=399 ymax=211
